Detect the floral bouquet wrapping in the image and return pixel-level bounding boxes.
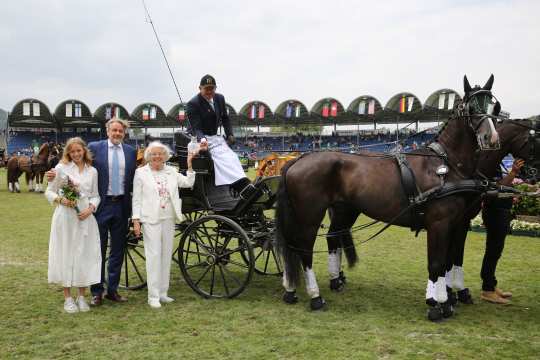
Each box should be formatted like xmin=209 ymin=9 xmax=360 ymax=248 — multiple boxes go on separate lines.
xmin=60 ymin=176 xmax=81 ymax=214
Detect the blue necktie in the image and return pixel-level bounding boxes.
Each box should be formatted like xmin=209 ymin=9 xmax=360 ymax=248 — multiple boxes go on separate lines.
xmin=111 ymin=145 xmax=120 ymax=195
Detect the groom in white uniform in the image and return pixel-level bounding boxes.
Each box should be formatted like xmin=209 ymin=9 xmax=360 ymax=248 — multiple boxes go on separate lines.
xmin=186 ymin=75 xmax=253 ymax=196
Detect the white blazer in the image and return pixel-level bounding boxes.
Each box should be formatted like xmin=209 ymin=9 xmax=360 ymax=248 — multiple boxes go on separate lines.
xmin=132 ymin=164 xmax=196 ymax=224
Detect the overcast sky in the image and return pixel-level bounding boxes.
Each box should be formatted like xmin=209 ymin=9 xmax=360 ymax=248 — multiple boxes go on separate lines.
xmin=1 ymin=0 xmax=538 ymax=118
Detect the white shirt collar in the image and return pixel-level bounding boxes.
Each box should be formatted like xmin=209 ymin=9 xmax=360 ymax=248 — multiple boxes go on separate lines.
xmin=108 ymin=139 xmax=122 ymax=148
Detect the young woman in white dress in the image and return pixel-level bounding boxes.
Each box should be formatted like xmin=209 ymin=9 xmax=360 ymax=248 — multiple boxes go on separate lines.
xmin=45 ymin=137 xmax=101 ymax=313
xmin=132 ymin=141 xmax=196 ymax=308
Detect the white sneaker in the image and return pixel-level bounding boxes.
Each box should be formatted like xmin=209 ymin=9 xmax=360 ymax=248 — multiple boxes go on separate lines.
xmin=160 ymin=296 xmax=175 ymax=303
xmin=77 ymin=296 xmax=90 ymax=312
xmin=148 ymin=299 xmax=161 ymax=308
xmin=64 ymin=297 xmax=79 ymax=314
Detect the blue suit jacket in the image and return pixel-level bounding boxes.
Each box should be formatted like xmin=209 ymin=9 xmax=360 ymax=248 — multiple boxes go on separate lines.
xmin=88 ymin=140 xmax=137 ymax=217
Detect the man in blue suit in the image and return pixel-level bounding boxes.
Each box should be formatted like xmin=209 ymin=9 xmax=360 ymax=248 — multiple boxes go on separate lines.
xmin=87 ymin=118 xmax=137 ymax=305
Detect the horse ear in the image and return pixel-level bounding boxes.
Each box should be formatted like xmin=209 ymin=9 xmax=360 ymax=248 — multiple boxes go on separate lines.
xmin=464 ymin=75 xmax=472 ymax=94
xmin=483 ymin=74 xmax=494 ymax=90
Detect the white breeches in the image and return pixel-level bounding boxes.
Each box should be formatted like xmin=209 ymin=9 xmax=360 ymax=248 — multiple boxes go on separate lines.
xmin=142 ymin=219 xmax=176 ymax=301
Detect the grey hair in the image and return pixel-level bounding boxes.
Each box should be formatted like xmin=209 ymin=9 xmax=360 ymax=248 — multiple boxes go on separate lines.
xmin=106 ymin=117 xmax=129 ymax=130
xmin=144 ymin=141 xmax=172 ymax=162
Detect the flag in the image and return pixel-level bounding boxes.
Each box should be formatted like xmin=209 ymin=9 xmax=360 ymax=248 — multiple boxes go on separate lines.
xmin=178 ymin=108 xmax=185 ymax=121
xmin=358 ymin=101 xmax=366 ymax=115
xmin=32 ymin=103 xmax=40 ymax=116
xmin=295 ymin=104 xmax=301 ymax=117
xmin=258 ymin=104 xmax=265 ymax=119
xmin=448 ymin=93 xmax=456 ymax=110
xmin=66 ymin=103 xmax=72 ymax=117
xmin=286 ymin=103 xmax=292 ymax=118
xmin=399 ymin=97 xmax=406 ymax=113
xmin=114 ymin=106 xmax=121 ymax=118
xmin=438 ymin=93 xmax=446 ymax=110
xmin=322 ymin=103 xmax=329 ymax=117
xmin=142 ymin=108 xmax=149 ymax=120
xmin=150 ymin=106 xmax=157 ymax=119
xmin=407 ymin=97 xmax=414 ymax=112
xmin=368 ymin=100 xmax=375 ymax=115
xmin=250 ymin=104 xmax=256 ymax=119
xmin=105 ymin=106 xmax=112 ymax=120
xmin=23 ymin=103 xmax=30 ymax=116
xmin=330 ymin=101 xmax=338 ymax=117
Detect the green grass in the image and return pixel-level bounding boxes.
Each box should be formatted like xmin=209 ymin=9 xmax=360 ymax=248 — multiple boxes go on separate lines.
xmin=1 ymin=168 xmax=539 ymax=359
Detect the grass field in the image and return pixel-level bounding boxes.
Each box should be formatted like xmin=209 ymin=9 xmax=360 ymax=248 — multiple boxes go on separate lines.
xmin=1 ymin=167 xmax=539 ymax=359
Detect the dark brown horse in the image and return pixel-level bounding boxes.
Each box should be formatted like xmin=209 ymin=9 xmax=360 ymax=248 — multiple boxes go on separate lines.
xmin=7 ymin=143 xmax=52 ymax=193
xmin=442 ymin=119 xmax=536 ymax=304
xmin=275 ymin=75 xmax=501 ymax=320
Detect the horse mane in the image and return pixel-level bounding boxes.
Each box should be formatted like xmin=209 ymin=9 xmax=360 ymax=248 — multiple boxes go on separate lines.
xmin=37 ymin=143 xmax=49 ymax=158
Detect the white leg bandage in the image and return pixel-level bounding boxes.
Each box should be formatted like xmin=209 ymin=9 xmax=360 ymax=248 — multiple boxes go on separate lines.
xmin=282 ymin=269 xmax=295 ymax=292
xmin=445 ymin=270 xmax=452 ymax=289
xmin=304 ymin=267 xmax=320 ymax=298
xmin=434 ymin=277 xmax=448 ymax=303
xmin=28 ymin=180 xmax=33 ymax=190
xmin=8 ymin=183 xmax=13 ymax=192
xmin=328 ymin=250 xmax=341 ymax=280
xmin=451 ymin=265 xmax=464 ymax=290
xmin=426 ymin=279 xmax=435 ymax=300
xmin=15 ymin=182 xmax=20 ymax=191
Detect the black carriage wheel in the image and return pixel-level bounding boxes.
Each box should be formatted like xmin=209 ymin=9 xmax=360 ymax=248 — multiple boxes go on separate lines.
xmin=105 ymin=231 xmax=147 ymax=291
xmin=242 ymin=238 xmax=283 ymax=276
xmin=173 ymin=210 xmax=207 ymax=265
xmin=178 ymin=215 xmax=254 ymax=298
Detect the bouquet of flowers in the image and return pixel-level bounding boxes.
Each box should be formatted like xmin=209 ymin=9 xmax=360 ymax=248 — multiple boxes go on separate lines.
xmin=60 ymin=176 xmax=80 ymax=214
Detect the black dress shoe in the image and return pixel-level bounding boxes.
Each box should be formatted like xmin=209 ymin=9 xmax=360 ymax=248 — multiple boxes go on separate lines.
xmin=90 ymin=295 xmax=103 ymax=306
xmin=105 ymin=292 xmax=128 ymax=303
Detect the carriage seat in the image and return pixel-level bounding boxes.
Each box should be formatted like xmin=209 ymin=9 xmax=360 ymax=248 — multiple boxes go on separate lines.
xmin=175 ymin=132 xmax=239 ymax=211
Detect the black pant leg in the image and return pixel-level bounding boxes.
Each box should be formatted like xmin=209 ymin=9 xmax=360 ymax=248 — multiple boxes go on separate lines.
xmin=481 ymin=206 xmax=511 ymax=291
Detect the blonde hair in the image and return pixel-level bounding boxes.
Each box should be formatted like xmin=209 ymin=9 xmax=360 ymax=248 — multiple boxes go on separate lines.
xmin=144 ymin=141 xmax=172 ymax=162
xmin=106 ymin=117 xmax=129 ymax=130
xmin=61 ymin=137 xmax=93 ymax=165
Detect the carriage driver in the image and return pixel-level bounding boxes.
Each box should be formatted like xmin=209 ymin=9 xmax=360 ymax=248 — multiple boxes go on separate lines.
xmin=187 ymin=75 xmax=255 ymax=197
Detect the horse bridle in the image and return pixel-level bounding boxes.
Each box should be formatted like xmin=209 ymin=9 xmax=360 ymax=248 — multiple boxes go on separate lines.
xmin=457 ymin=89 xmax=502 ymax=150
xmin=506 ymin=119 xmax=540 ymax=182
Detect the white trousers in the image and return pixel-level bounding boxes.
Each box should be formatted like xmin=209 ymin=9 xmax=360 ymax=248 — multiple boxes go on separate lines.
xmin=142 ymin=218 xmax=176 ymax=301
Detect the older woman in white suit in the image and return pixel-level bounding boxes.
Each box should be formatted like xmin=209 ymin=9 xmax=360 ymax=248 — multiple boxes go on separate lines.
xmin=132 ymin=141 xmax=196 ymax=308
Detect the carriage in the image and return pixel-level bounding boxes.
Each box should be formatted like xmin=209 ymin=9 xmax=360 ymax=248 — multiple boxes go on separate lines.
xmin=108 ymin=132 xmax=282 ymax=298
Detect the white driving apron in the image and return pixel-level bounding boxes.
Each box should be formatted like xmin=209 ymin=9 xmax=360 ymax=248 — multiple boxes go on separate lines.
xmin=207 ymin=135 xmax=245 ymax=186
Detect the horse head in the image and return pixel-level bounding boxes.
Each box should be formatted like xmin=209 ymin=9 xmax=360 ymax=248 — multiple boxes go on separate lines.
xmin=460 ymin=74 xmax=500 ymax=150
xmin=499 ymin=119 xmax=540 ymax=183
xmin=36 ymin=143 xmax=50 ymax=162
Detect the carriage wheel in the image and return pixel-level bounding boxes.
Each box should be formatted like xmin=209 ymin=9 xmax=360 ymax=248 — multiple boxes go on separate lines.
xmin=173 ymin=210 xmax=207 ymax=265
xmin=178 ymin=215 xmax=254 ymax=298
xmin=105 ymin=230 xmax=147 ymax=291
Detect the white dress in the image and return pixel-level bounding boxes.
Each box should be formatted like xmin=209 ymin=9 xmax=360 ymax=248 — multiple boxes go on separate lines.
xmin=45 ymin=162 xmax=102 ymax=287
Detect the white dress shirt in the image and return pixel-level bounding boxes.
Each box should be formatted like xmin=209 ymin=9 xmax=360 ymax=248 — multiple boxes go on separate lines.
xmin=107 ymin=139 xmax=126 ymax=196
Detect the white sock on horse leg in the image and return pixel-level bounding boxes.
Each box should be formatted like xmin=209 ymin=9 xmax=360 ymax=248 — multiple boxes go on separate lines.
xmin=304 ymin=267 xmax=320 ymax=298
xmin=328 ymin=251 xmax=341 ymax=280
xmin=8 ymin=183 xmax=13 ymax=192
xmin=15 ymin=182 xmax=20 ymax=191
xmin=445 ymin=270 xmax=453 ymax=289
xmin=282 ymin=269 xmax=295 ymax=292
xmin=452 ymin=265 xmax=464 ymax=290
xmin=426 ymin=279 xmax=435 ymax=300
xmin=434 ymin=277 xmax=448 ymax=303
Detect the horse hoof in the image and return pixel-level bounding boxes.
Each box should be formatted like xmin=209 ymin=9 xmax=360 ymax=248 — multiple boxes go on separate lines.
xmin=427 ymin=305 xmax=443 ymax=322
xmin=329 ymin=278 xmax=345 ymax=292
xmin=310 ymin=296 xmax=326 ymax=311
xmin=282 ymin=291 xmax=298 ymax=304
xmin=425 ymin=297 xmax=437 ymax=307
xmin=441 ymin=302 xmax=454 ymax=318
xmin=458 ymin=288 xmax=474 ymax=305
xmin=446 ymin=288 xmax=457 ymax=306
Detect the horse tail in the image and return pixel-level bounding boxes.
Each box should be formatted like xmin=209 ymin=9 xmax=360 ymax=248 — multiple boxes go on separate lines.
xmin=341 ymin=231 xmax=358 ymax=268
xmin=275 ymin=158 xmax=303 ymax=289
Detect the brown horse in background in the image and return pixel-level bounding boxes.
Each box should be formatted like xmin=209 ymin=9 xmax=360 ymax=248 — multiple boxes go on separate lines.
xmin=7 ymin=143 xmax=53 ymax=193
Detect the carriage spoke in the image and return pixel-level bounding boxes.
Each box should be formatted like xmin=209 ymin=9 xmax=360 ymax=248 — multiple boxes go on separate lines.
xmin=185 ymin=261 xmax=208 ymax=270
xmin=224 ymin=259 xmax=250 ymax=269
xmin=194 ymin=264 xmax=212 ymax=286
xmin=263 ymin=248 xmax=271 ymax=274
xmin=220 ymin=263 xmax=243 ymax=287
xmin=209 ymin=264 xmax=216 ymax=296
xmin=218 ymin=264 xmax=230 ymax=297
xmin=127 ymin=251 xmax=145 ymax=284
